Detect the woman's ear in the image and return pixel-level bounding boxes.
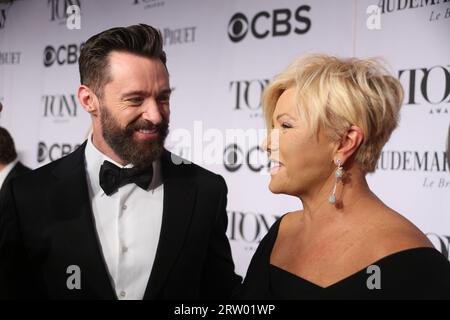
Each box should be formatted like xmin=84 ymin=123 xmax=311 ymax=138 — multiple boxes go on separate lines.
xmin=334 ymin=125 xmax=364 ymax=166
xmin=77 ymin=85 xmax=100 ymax=117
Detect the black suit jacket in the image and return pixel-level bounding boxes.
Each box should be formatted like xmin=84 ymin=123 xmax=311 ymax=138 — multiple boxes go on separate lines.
xmin=0 ymin=142 xmax=241 ymax=299
xmin=0 ymin=161 xmax=31 ymax=201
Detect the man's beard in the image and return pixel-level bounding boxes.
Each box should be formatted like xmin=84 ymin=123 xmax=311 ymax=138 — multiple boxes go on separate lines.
xmin=100 ymin=105 xmax=169 ymax=168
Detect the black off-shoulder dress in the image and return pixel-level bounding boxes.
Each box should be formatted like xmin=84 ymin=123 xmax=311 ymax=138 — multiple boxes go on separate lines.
xmin=239 ymin=218 xmax=450 ymax=299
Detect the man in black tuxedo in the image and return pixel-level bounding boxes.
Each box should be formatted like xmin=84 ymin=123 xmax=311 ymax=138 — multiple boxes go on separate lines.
xmin=0 ymin=127 xmax=31 ymax=201
xmin=0 ymin=24 xmax=241 ymax=299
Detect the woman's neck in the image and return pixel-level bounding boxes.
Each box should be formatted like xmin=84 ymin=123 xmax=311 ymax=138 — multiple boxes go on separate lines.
xmin=299 ymin=167 xmax=378 ymax=226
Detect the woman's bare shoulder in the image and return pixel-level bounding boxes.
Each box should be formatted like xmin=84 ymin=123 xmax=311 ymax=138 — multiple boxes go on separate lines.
xmin=364 ymin=207 xmax=434 ymax=256
xmin=278 ymin=210 xmax=303 ymax=232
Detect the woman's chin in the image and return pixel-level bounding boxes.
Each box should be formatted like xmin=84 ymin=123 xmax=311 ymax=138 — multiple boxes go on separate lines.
xmin=268 ymin=181 xmax=283 ymax=194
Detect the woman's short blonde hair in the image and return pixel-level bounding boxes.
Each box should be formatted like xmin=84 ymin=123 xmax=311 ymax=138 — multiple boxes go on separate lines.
xmin=263 ymin=54 xmax=404 ymax=173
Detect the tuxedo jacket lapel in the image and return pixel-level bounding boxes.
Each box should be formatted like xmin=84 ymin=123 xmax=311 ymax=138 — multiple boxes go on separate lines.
xmin=144 ymin=151 xmax=197 ymax=299
xmin=49 ymin=142 xmax=116 ymax=299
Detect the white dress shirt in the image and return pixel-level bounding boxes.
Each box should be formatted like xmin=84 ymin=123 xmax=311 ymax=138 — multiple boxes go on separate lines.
xmin=84 ymin=135 xmax=164 ymax=300
xmin=0 ymin=158 xmax=18 ymax=190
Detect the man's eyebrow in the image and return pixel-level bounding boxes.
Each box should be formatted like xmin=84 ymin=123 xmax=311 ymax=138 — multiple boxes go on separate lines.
xmin=121 ymin=90 xmax=148 ymax=99
xmin=120 ymin=88 xmax=172 ymax=100
xmin=158 ymin=88 xmax=172 ymax=96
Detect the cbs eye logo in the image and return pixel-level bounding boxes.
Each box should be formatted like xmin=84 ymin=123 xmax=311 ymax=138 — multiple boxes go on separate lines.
xmin=43 ymin=46 xmax=55 ymax=67
xmin=224 ymin=143 xmax=244 ymax=172
xmin=227 ymin=6 xmax=312 ymax=43
xmin=228 ymin=13 xmax=249 ymax=43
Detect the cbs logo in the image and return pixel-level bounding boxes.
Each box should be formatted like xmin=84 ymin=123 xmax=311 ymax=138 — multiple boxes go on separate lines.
xmin=43 ymin=43 xmax=83 ymax=67
xmin=38 ymin=142 xmax=80 ymax=163
xmin=228 ymin=6 xmax=311 ymax=43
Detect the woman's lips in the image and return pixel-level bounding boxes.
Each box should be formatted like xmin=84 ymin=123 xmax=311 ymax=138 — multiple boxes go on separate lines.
xmin=270 ymin=160 xmax=283 ymax=175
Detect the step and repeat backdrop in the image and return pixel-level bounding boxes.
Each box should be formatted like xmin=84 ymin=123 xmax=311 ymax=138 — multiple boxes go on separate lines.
xmin=0 ymin=0 xmax=449 ymax=277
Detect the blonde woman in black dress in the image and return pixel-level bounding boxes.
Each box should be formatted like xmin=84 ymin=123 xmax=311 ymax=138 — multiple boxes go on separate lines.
xmin=240 ymin=54 xmax=450 ymax=299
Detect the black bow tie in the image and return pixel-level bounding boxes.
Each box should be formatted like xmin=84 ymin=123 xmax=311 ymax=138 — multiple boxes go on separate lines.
xmin=99 ymin=160 xmax=153 ymax=196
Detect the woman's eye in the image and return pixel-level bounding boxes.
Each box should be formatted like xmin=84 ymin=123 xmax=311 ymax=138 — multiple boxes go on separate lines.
xmin=281 ymin=123 xmax=291 ymax=129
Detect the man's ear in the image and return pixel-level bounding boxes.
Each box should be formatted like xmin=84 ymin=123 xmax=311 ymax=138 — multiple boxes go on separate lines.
xmin=334 ymin=125 xmax=364 ymax=166
xmin=78 ymin=85 xmax=100 ymax=117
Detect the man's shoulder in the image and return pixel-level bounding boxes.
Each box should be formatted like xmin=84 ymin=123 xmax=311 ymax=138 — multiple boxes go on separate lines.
xmin=11 ymin=144 xmax=85 ymax=189
xmin=21 ymin=159 xmax=59 ymax=180
xmin=162 ymin=150 xmax=227 ymax=189
xmin=11 ymin=161 xmax=31 ymax=175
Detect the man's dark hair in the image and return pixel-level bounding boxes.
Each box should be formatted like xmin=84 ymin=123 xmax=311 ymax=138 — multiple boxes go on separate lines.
xmin=0 ymin=127 xmax=17 ymax=164
xmin=79 ymin=24 xmax=167 ymax=97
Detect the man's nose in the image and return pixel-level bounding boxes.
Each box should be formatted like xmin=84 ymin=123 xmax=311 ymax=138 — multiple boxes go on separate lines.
xmin=141 ymin=99 xmax=163 ymax=124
